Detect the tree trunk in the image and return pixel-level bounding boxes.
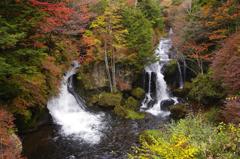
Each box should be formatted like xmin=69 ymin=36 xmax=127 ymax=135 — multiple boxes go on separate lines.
xmin=104 ymin=39 xmax=113 ymax=92
xmin=135 ymin=0 xmax=138 ymax=8
xmin=112 ymin=48 xmax=117 ymax=92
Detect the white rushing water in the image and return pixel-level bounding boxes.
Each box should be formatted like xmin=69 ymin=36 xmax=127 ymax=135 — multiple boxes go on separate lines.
xmin=47 ymin=62 xmax=105 ymax=144
xmin=141 ymin=37 xmax=178 ymax=116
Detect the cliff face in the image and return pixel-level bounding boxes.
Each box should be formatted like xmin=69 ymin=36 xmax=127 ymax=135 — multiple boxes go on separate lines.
xmin=77 ymin=62 xmax=136 ymax=92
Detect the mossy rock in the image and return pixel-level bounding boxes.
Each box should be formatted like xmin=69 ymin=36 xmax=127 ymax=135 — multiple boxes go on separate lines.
xmin=114 ymin=105 xmax=128 ymax=117
xmin=169 ymin=104 xmax=188 ymax=120
xmin=114 ymin=105 xmax=145 ymax=119
xmin=125 ymin=96 xmax=139 ymax=110
xmin=90 ymin=92 xmax=122 ymax=107
xmin=131 ymin=87 xmax=145 ymax=99
xmin=126 ymin=109 xmax=145 ymax=120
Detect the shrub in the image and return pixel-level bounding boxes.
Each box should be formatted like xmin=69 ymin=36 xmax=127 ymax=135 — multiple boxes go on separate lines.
xmin=221 ymin=100 xmax=240 ymax=125
xmin=129 ymin=115 xmax=240 ymax=159
xmin=188 ymin=72 xmax=226 ymax=105
xmin=203 ymin=107 xmax=220 ymax=123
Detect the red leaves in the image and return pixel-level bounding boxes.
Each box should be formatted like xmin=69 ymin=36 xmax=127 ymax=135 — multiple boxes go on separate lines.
xmin=182 ymin=41 xmax=213 ymax=61
xmin=29 ymin=0 xmax=74 ymax=33
xmin=212 ymin=32 xmax=240 ymax=94
xmin=221 ymin=99 xmax=240 ymax=125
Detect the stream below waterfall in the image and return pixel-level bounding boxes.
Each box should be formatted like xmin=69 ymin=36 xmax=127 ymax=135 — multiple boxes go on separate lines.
xmin=22 ymin=34 xmax=183 ymax=159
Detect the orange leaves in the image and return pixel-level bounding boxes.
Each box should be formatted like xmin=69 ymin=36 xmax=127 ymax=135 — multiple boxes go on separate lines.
xmin=182 ymin=41 xmax=213 ymax=61
xmin=42 ymin=56 xmax=61 ymax=77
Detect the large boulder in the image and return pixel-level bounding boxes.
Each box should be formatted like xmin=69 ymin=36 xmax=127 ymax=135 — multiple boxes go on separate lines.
xmin=90 ymin=92 xmax=122 ymax=107
xmin=125 ymin=96 xmax=139 ymax=110
xmin=169 ymin=104 xmax=188 ymax=120
xmin=161 ymin=99 xmax=175 ymax=111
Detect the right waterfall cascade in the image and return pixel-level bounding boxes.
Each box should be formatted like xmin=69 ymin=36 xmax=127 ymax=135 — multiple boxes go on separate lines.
xmin=141 ymin=33 xmax=183 ymax=116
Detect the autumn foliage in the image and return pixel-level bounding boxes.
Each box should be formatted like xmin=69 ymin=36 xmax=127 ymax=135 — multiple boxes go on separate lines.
xmin=221 ymin=99 xmax=240 ymax=125
xmin=29 ymin=0 xmax=74 ymax=32
xmin=0 ymin=108 xmax=22 ymax=159
xmin=212 ymin=32 xmax=240 ymax=94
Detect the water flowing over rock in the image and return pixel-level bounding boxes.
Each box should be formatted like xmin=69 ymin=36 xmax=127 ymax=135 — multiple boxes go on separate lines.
xmin=141 ymin=36 xmax=178 ymax=116
xmin=47 ymin=61 xmax=105 ymax=144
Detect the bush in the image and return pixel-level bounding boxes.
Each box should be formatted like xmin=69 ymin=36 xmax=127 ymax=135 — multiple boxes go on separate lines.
xmin=221 ymin=100 xmax=240 ymax=125
xmin=129 ymin=115 xmax=240 ymax=159
xmin=131 ymin=87 xmax=145 ymax=99
xmin=188 ymin=72 xmax=226 ymax=105
xmin=203 ymin=107 xmax=220 ymax=123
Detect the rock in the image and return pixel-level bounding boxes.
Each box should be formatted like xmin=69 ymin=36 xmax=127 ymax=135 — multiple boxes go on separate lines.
xmin=90 ymin=92 xmax=122 ymax=108
xmin=125 ymin=96 xmax=139 ymax=110
xmin=169 ymin=104 xmax=188 ymax=120
xmin=161 ymin=99 xmax=175 ymax=111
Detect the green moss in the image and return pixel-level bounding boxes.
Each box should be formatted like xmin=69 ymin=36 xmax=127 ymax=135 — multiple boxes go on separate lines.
xmin=131 ymin=87 xmax=145 ymax=99
xmin=125 ymin=96 xmax=138 ymax=110
xmin=126 ymin=109 xmax=145 ymax=120
xmin=114 ymin=105 xmax=145 ymax=119
xmin=90 ymin=92 xmax=122 ymax=107
xmin=113 ymin=105 xmax=128 ymax=117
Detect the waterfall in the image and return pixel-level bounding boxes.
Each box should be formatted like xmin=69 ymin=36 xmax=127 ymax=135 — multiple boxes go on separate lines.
xmin=47 ymin=61 xmax=105 ymax=144
xmin=177 ymin=61 xmax=184 ymax=89
xmin=141 ymin=37 xmax=178 ymax=116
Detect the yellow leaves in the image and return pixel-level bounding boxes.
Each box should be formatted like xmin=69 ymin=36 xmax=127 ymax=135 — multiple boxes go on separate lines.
xmin=130 ymin=132 xmax=199 ymax=159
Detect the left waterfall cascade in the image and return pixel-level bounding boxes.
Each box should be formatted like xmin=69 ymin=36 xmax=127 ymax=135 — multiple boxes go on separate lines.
xmin=47 ymin=61 xmax=106 ymax=144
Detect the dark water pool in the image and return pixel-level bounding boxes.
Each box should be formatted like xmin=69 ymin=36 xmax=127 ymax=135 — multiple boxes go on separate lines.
xmin=22 ymin=113 xmax=168 ymax=159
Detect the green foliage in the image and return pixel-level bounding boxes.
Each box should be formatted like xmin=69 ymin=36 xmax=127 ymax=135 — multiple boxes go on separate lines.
xmin=131 ymin=87 xmax=145 ymax=99
xmin=137 ymin=0 xmax=164 ymax=29
xmin=122 ymin=7 xmax=154 ymax=68
xmin=90 ymin=92 xmax=123 ymax=107
xmin=188 ymin=72 xmax=226 ymax=105
xmin=165 ymin=59 xmax=178 ymax=76
xmin=130 ymin=115 xmax=240 ymax=159
xmin=203 ymin=107 xmax=220 ymax=123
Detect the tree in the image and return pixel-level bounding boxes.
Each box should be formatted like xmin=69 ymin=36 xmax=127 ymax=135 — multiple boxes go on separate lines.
xmin=90 ymin=1 xmax=127 ymax=92
xmin=212 ymin=32 xmax=240 ymax=94
xmin=29 ymin=0 xmax=74 ymax=33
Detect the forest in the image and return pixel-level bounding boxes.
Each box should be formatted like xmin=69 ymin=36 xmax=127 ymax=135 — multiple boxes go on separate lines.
xmin=0 ymin=0 xmax=240 ymax=159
